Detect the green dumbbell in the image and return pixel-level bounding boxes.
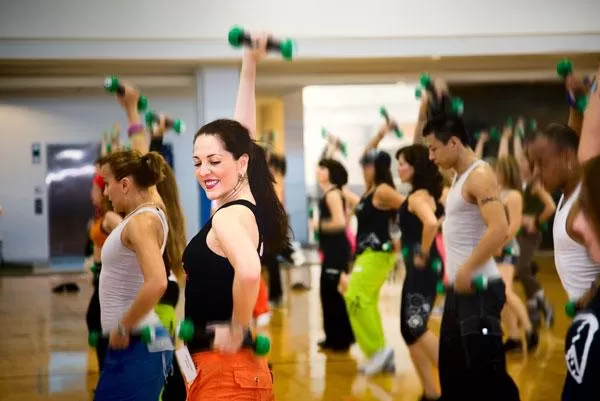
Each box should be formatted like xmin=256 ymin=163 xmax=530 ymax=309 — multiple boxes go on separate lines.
xmin=415 ymin=87 xmax=423 ymax=99
xmin=381 ymin=241 xmax=394 ymax=253
xmin=436 ymin=275 xmax=488 ymax=295
xmin=529 ymin=118 xmax=538 ymax=133
xmin=451 ymin=97 xmax=464 ymax=116
xmin=379 ymin=107 xmax=403 ymax=138
xmin=321 ymin=128 xmax=348 ymax=158
xmin=145 ymin=110 xmax=186 ymax=135
xmin=565 ymin=300 xmax=578 ymax=318
xmin=89 ymin=262 xmax=100 ymax=275
xmin=556 ymin=59 xmax=588 ymax=112
xmin=431 ymin=258 xmax=443 ymax=274
xmin=176 ymin=318 xmax=271 ymax=356
xmin=228 ymin=26 xmax=295 ymax=61
xmin=489 ymin=126 xmax=501 ymax=142
xmin=103 ymin=75 xmax=148 ymax=111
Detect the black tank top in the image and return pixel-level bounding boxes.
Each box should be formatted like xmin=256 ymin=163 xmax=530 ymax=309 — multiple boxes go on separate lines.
xmin=355 ymin=187 xmax=396 ymax=255
xmin=398 ymin=192 xmax=444 ymax=250
xmin=522 ymin=183 xmax=544 ymax=216
xmin=318 ymin=187 xmax=350 ymax=256
xmin=182 ymin=199 xmax=263 ymax=352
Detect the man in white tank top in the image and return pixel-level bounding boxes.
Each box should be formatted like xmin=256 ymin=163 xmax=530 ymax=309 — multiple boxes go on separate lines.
xmin=424 ymin=115 xmax=520 ymax=401
xmin=527 ymin=123 xmax=600 ymax=302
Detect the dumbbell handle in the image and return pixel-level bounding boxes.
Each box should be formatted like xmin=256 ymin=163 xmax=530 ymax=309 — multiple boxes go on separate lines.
xmin=177 ymin=322 xmax=270 ymax=355
xmin=237 ymin=31 xmax=285 ymax=54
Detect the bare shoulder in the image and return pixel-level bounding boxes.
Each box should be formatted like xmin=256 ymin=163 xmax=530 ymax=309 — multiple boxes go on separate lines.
xmin=464 ymin=163 xmax=501 ymax=204
xmin=212 ymin=203 xmax=256 ymax=229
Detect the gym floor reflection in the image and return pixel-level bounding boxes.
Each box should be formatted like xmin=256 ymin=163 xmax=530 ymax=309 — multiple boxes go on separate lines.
xmin=0 ymin=256 xmax=569 ymax=401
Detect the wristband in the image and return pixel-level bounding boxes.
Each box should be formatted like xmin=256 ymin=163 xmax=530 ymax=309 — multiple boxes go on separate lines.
xmin=127 ymin=123 xmax=144 ymax=137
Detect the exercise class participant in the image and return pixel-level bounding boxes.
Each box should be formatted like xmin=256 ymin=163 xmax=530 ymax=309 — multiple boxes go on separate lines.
xmin=87 ymin=169 xmax=121 ymax=373
xmin=526 ymin=123 xmax=600 ymax=303
xmin=94 ymin=150 xmax=173 ymax=401
xmin=183 ymin=34 xmax=286 ymax=400
xmin=314 ymin=158 xmax=354 ymax=351
xmin=493 ymin=156 xmax=538 ymax=352
xmin=423 ymin=115 xmax=520 ymax=400
xmin=342 ymin=120 xmax=406 ymax=376
xmin=497 ymin=119 xmax=556 ymax=327
xmin=396 ymin=144 xmax=444 ymax=401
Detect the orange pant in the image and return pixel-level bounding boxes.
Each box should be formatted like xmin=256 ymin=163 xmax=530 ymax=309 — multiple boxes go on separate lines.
xmin=187 ymin=349 xmax=274 ymax=400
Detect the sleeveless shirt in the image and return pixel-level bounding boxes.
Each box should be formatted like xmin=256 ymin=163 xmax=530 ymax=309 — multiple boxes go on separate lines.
xmin=99 ymin=206 xmax=168 ymax=333
xmin=442 ymin=160 xmax=499 ymax=282
xmin=183 ymin=200 xmax=263 ymax=352
xmin=553 ymin=182 xmax=600 ymax=301
xmin=318 ymin=187 xmax=350 ymax=259
xmin=355 ymin=188 xmax=396 ymax=255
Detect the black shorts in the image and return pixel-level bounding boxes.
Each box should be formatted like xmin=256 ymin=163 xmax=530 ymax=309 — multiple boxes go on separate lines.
xmin=400 ymin=258 xmax=439 ymax=345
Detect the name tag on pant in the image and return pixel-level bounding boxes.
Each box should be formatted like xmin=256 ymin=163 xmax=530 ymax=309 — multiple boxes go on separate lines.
xmin=175 ymin=345 xmax=197 ymax=385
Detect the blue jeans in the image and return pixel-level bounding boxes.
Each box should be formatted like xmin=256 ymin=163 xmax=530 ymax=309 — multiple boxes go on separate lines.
xmin=94 ymin=326 xmax=174 ymax=401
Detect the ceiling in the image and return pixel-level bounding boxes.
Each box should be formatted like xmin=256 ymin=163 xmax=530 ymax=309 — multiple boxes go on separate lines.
xmin=0 ymin=53 xmax=598 ymax=96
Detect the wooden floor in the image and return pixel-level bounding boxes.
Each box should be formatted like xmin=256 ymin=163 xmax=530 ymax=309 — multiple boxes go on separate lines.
xmin=0 ymin=255 xmax=570 ymax=401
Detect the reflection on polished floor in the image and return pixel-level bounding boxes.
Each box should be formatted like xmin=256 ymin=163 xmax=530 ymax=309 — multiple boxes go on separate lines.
xmin=0 ymin=256 xmax=569 ymax=401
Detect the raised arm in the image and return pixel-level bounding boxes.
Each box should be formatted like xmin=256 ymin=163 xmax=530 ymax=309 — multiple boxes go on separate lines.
xmin=234 ymin=35 xmax=268 ymax=140
xmin=474 ymin=132 xmax=489 ymax=159
xmin=497 ymin=125 xmax=512 ymax=159
xmin=363 ymin=123 xmax=391 ymax=157
xmin=579 ymin=66 xmax=600 ymax=163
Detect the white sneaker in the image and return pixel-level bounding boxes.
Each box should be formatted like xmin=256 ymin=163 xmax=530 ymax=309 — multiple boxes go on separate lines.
xmin=255 ymin=312 xmax=272 ymax=328
xmin=362 ymin=347 xmax=394 ymax=376
xmin=291 ymin=241 xmax=306 ymax=266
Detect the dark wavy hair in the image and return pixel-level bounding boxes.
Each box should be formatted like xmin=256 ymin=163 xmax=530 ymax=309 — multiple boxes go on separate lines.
xmin=318 ymin=158 xmax=348 ymax=189
xmin=395 ymin=144 xmax=443 ymax=201
xmin=361 ymin=149 xmax=395 ymax=189
xmin=194 ymin=119 xmax=290 ymax=254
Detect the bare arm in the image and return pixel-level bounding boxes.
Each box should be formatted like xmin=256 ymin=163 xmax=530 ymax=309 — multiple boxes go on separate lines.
xmin=373 ymin=184 xmax=406 ymax=210
xmin=474 ymin=132 xmax=488 ymax=159
xmin=120 ymin=214 xmax=168 ymax=331
xmin=532 ymin=182 xmax=556 ymax=224
xmin=497 ymin=126 xmax=512 ymax=159
xmin=462 ymin=167 xmax=509 ymax=273
xmin=363 ymin=124 xmax=388 ymax=157
xmin=320 ymin=190 xmax=347 ymax=232
xmin=408 ymin=191 xmax=439 ymax=254
xmin=579 ymin=66 xmax=600 ymax=163
xmin=212 ymin=207 xmax=261 ymax=327
xmin=342 ymin=187 xmax=361 ymax=214
xmin=504 ymin=191 xmax=523 ymax=241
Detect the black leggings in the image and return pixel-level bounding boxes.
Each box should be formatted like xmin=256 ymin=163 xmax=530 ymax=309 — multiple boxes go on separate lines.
xmin=439 ymin=279 xmax=520 ymax=401
xmin=86 ymin=268 xmax=108 ymax=371
xmin=400 ymin=262 xmax=438 ymax=346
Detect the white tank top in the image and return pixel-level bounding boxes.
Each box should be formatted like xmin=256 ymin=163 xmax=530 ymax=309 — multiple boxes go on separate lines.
xmin=99 ymin=206 xmax=168 ymax=333
xmin=553 ymin=182 xmax=600 ymax=301
xmin=442 ymin=160 xmax=499 ymax=282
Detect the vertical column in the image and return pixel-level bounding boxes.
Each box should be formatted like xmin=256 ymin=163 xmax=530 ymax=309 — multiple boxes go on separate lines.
xmin=282 ymin=90 xmax=308 ymax=244
xmin=194 ymin=66 xmax=240 ymax=227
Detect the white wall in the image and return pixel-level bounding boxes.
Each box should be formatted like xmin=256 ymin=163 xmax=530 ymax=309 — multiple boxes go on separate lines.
xmin=2 ymin=0 xmax=598 ymax=39
xmin=0 ymin=95 xmax=199 ymax=262
xmin=2 ymin=1 xmax=598 ymax=60
xmin=303 ymin=83 xmax=419 ymax=195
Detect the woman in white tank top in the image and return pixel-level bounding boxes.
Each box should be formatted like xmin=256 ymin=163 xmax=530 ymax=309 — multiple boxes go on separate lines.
xmin=94 ymin=149 xmax=173 ymax=401
xmin=494 ymin=156 xmax=538 ymax=352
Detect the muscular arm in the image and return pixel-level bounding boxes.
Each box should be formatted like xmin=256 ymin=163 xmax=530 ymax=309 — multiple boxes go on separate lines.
xmin=212 ymin=207 xmax=261 ymax=327
xmin=120 ymin=214 xmax=168 ymax=331
xmin=234 ymin=55 xmax=258 ymax=140
xmin=362 ymin=125 xmax=387 ymax=157
xmin=579 ymin=66 xmax=600 ymax=163
xmin=320 ymin=191 xmax=347 ymax=233
xmin=462 ymin=167 xmax=509 ymax=273
xmin=409 ymin=191 xmax=439 ymax=254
